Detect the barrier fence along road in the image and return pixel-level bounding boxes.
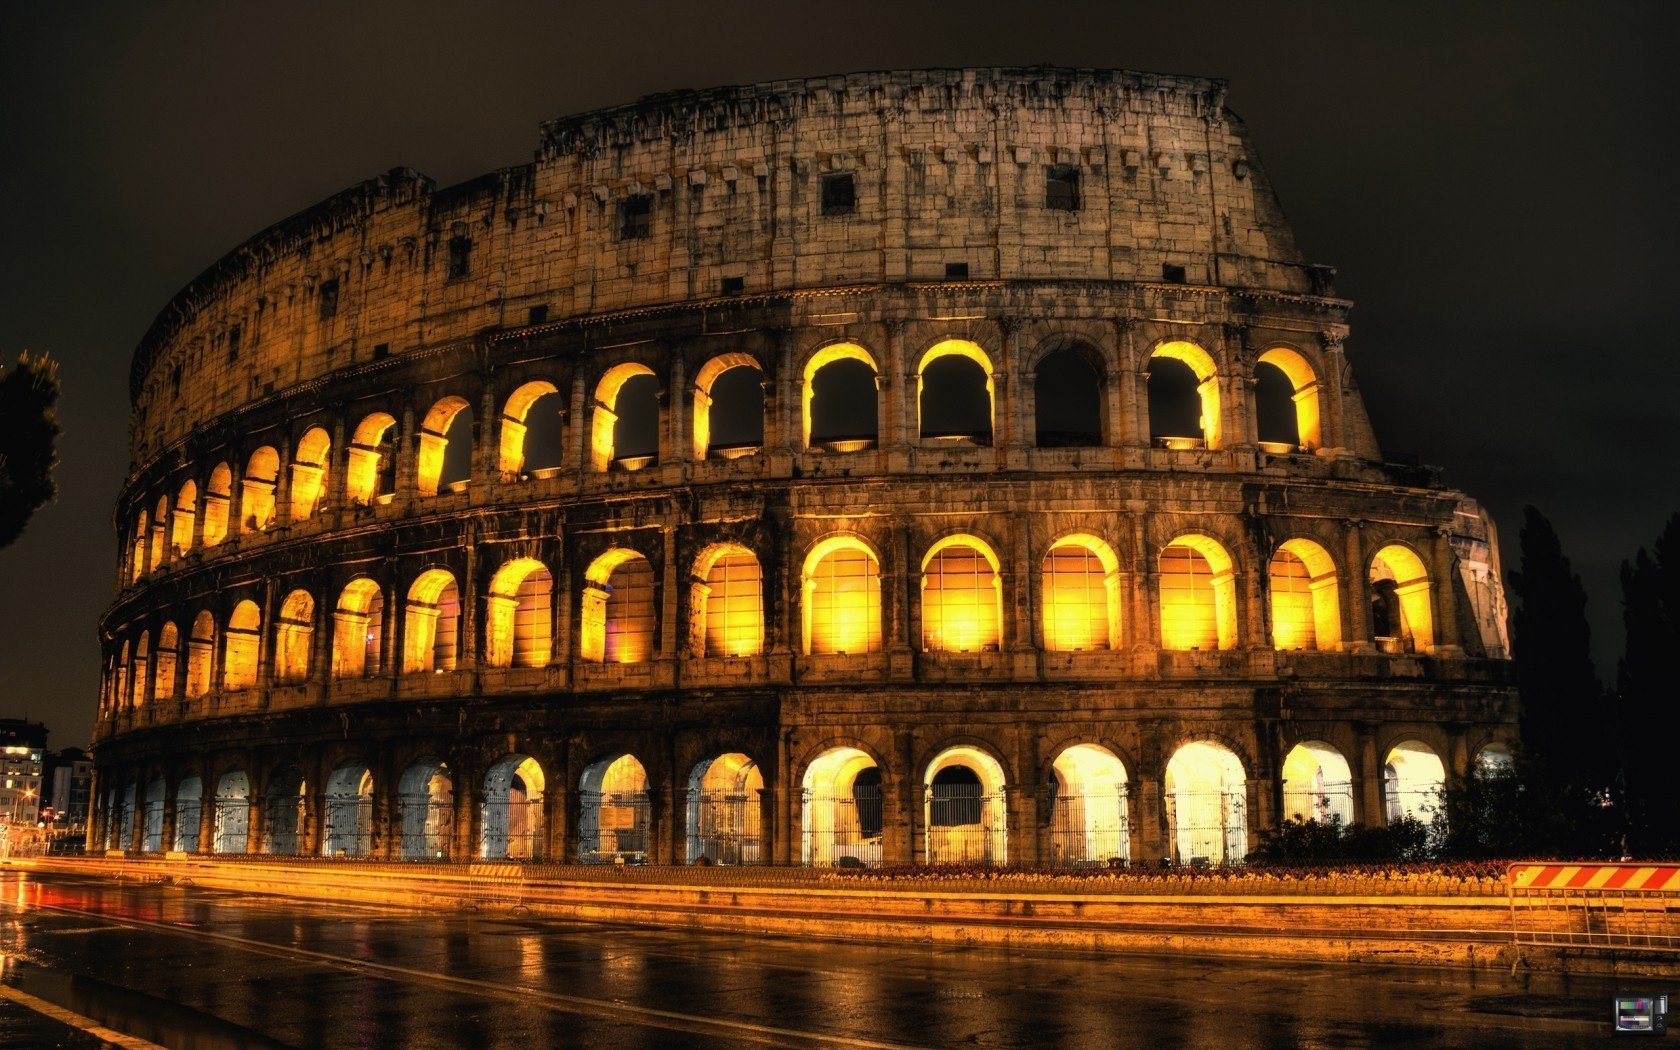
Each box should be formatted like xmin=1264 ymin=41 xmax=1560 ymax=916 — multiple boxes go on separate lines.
xmin=1509 ymin=863 xmax=1680 ymax=954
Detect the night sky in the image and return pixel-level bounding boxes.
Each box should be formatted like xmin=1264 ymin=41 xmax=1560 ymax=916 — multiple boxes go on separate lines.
xmin=2 ymin=3 xmax=1674 ymax=749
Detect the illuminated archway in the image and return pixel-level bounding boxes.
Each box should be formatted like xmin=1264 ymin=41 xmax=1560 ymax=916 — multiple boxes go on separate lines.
xmin=1280 ymin=741 xmax=1354 ymax=825
xmin=1476 ymin=742 xmax=1514 ymax=774
xmin=129 ymin=508 xmax=148 ymax=581
xmin=920 ymin=535 xmax=1002 ymax=653
xmin=498 ymin=380 xmax=561 ymax=475
xmin=262 ymin=765 xmax=307 ymax=855
xmin=129 ymin=631 xmax=150 ymax=709
xmin=332 ymin=578 xmax=384 ymax=679
xmin=202 ymin=463 xmax=232 ymax=546
xmin=323 ymin=764 xmax=373 ymax=858
xmin=398 ymin=759 xmax=454 ymax=860
xmin=211 ymin=770 xmax=250 ymax=854
xmin=917 ymin=340 xmax=994 ymax=445
xmin=149 ymin=496 xmax=167 ymax=572
xmin=345 ymin=412 xmax=397 ymax=505
xmin=800 ymin=746 xmax=882 ymax=867
xmin=1255 ymin=347 xmax=1322 ymax=451
xmin=274 ymin=589 xmax=315 ymax=682
xmin=803 ymin=343 xmax=879 ymax=450
xmin=1159 ymin=535 xmax=1237 ymax=650
xmin=403 ymin=569 xmax=460 ymax=673
xmin=222 ymin=600 xmax=262 ymax=691
xmin=1383 ymin=740 xmax=1445 ymax=824
xmin=1270 ymin=539 xmax=1342 ymax=651
xmin=1048 ymin=744 xmax=1129 ymax=867
xmin=801 ymin=536 xmax=882 ymax=655
xmin=173 ymin=775 xmax=203 ymax=852
xmin=484 ymin=558 xmax=553 ymax=668
xmin=172 ymin=479 xmax=197 ymax=554
xmin=692 ymin=544 xmax=764 ymax=657
xmin=241 ymin=446 xmax=279 ymax=532
xmin=185 ymin=611 xmax=214 ymax=698
xmin=580 ymin=549 xmax=655 ymax=663
xmin=693 ymin=353 xmax=764 ymax=459
xmin=1164 ymin=741 xmax=1247 ymax=865
xmin=290 ymin=427 xmax=331 ymax=521
xmin=686 ymin=752 xmax=763 ymax=864
xmin=1147 ymin=341 xmax=1221 ymax=449
xmin=152 ymin=621 xmax=179 ymax=702
xmin=141 ymin=777 xmax=166 ymax=852
xmin=924 ymin=745 xmax=1008 ymax=865
xmin=416 ymin=396 xmax=472 ymax=497
xmin=577 ymin=754 xmax=649 ymax=864
xmin=590 ymin=363 xmax=658 ymax=472
xmin=482 ymin=754 xmax=545 ymax=860
xmin=1370 ymin=544 xmax=1434 ymax=653
xmin=1042 ymin=534 xmax=1120 ymax=651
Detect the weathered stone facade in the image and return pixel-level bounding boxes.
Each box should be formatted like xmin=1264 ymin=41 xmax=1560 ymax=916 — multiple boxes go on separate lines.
xmin=94 ymin=68 xmax=1516 ymax=868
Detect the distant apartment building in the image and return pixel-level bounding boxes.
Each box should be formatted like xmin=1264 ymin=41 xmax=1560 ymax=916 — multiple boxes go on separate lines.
xmin=0 ymin=720 xmax=48 ymax=829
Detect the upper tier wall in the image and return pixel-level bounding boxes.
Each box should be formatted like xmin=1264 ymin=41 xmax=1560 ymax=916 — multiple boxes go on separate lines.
xmin=129 ymin=67 xmax=1321 ymax=463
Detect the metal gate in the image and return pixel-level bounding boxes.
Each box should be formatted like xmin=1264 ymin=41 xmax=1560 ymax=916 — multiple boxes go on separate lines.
xmin=802 ymin=785 xmax=882 ymax=867
xmin=689 ymin=789 xmax=762 ymax=865
xmin=1048 ymin=790 xmax=1129 ymax=868
xmin=926 ymin=783 xmax=1005 ymax=866
xmin=323 ymin=796 xmax=372 ymax=857
xmin=1165 ymin=789 xmax=1246 ymax=865
xmin=1510 ymin=863 xmax=1680 ymax=953
xmin=481 ymin=799 xmax=544 ymax=860
xmin=579 ymin=790 xmax=648 ymax=864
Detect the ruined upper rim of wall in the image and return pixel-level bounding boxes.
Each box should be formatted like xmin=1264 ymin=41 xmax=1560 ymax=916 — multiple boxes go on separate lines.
xmin=126 ymin=66 xmax=1330 ymax=454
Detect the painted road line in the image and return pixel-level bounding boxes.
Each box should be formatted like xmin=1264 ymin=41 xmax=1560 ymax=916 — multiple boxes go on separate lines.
xmin=0 ymin=979 xmax=167 ymax=1050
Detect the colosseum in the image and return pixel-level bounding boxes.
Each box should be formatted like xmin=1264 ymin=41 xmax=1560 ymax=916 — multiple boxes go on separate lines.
xmin=92 ymin=67 xmax=1516 ymax=870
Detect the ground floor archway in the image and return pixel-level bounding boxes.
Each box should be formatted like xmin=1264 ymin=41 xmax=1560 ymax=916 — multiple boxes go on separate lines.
xmin=174 ymin=776 xmax=202 ymax=853
xmin=212 ymin=771 xmax=250 ymax=854
xmin=398 ymin=760 xmax=454 ymax=860
xmin=1383 ymin=740 xmax=1445 ymax=824
xmin=578 ymin=754 xmax=648 ymax=864
xmin=801 ymin=747 xmax=882 ymax=867
xmin=686 ymin=752 xmax=763 ymax=865
xmin=323 ymin=764 xmax=373 ymax=857
xmin=1280 ymin=741 xmax=1354 ymax=826
xmin=481 ymin=754 xmax=545 ymax=860
xmin=1165 ymin=742 xmax=1247 ymax=865
xmin=1048 ymin=744 xmax=1129 ymax=867
xmin=924 ymin=746 xmax=1008 ymax=866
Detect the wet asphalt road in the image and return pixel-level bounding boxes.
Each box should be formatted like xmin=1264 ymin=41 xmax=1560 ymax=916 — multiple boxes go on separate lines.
xmin=0 ymin=870 xmax=1647 ymax=1048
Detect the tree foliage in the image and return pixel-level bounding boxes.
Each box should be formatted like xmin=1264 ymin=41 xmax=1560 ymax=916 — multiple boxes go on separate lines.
xmin=1617 ymin=513 xmax=1680 ymax=854
xmin=0 ymin=352 xmax=61 ymax=551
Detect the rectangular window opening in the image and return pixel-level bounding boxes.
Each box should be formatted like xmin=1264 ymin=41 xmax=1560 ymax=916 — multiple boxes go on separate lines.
xmin=447 ymin=236 xmax=472 ymax=279
xmin=1046 ymin=165 xmax=1081 ymax=211
xmin=226 ymin=325 xmax=242 ymax=362
xmin=618 ymin=195 xmax=653 ymax=240
xmin=720 ymin=276 xmax=745 ymax=295
xmin=1162 ymin=263 xmax=1187 ymax=284
xmin=318 ymin=279 xmax=339 ymax=321
xmin=944 ymin=262 xmax=969 ymax=279
xmin=527 ymin=304 xmax=549 ymax=325
xmin=821 ymin=172 xmax=856 ymax=216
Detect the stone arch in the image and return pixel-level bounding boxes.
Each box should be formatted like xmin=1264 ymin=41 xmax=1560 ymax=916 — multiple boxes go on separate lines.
xmin=153 ymin=621 xmax=179 ymax=702
xmin=172 ymin=478 xmax=197 ymax=554
xmin=274 ymin=589 xmax=315 ymax=682
xmin=693 ymin=352 xmax=764 ymax=459
xmin=580 ymin=549 xmax=655 ymax=663
xmin=1147 ymin=340 xmax=1221 ymax=449
xmin=801 ymin=534 xmax=882 ymax=656
xmin=917 ymin=339 xmax=994 ymax=445
xmin=1383 ymin=739 xmax=1445 ymax=824
xmin=692 ymin=543 xmax=764 ymax=658
xmin=481 ymin=754 xmax=545 ymax=860
xmin=1370 ymin=543 xmax=1434 ymax=653
xmin=290 ymin=426 xmax=332 ymax=521
xmin=323 ymin=763 xmax=374 ymax=857
xmin=590 ymin=362 xmax=659 ymax=472
xmin=129 ymin=507 xmax=149 ymax=581
xmin=141 ymin=776 xmax=167 ymax=852
xmin=577 ymin=753 xmax=650 ymax=864
xmin=223 ymin=599 xmax=262 ymax=691
xmin=404 ymin=569 xmax=460 ymax=673
xmin=1255 ymin=346 xmax=1323 ymax=451
xmin=800 ymin=745 xmax=883 ymax=867
xmin=397 ymin=758 xmax=454 ymax=860
xmin=498 ymin=380 xmax=563 ymax=475
xmin=1047 ymin=743 xmax=1130 ymax=867
xmin=417 ymin=396 xmax=472 ymax=497
xmin=920 ymin=534 xmax=1003 ymax=653
xmin=262 ymin=764 xmax=307 ymax=855
xmin=1270 ymin=538 xmax=1343 ymax=652
xmin=186 ymin=610 xmax=215 ymax=698
xmin=203 ymin=462 xmax=232 ymax=546
xmin=686 ymin=752 xmax=763 ymax=865
xmin=345 ymin=412 xmax=397 ymax=505
xmin=173 ymin=774 xmax=203 ymax=852
xmin=1280 ymin=740 xmax=1354 ymax=825
xmin=1033 ymin=340 xmax=1105 ymax=447
xmin=1164 ymin=740 xmax=1247 ymax=865
xmin=484 ymin=558 xmax=553 ymax=669
xmin=1159 ymin=534 xmax=1238 ymax=651
xmin=211 ymin=769 xmax=251 ymax=854
xmin=802 ymin=342 xmax=879 ymax=450
xmin=1043 ymin=533 xmax=1121 ymax=651
xmin=1475 ymin=741 xmax=1514 ymax=774
xmin=923 ymin=744 xmax=1008 ymax=865
xmin=129 ymin=630 xmax=150 ymax=709
xmin=332 ymin=578 xmax=385 ymax=678
xmin=149 ymin=496 xmax=168 ymax=572
xmin=241 ymin=446 xmax=280 ymax=532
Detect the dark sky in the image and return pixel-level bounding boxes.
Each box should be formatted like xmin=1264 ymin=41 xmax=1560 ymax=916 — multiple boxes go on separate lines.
xmin=3 ymin=2 xmax=1675 ymax=749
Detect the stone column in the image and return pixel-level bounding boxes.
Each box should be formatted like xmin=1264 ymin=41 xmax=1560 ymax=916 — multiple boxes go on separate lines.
xmin=459 ymin=537 xmax=479 ymax=672
xmin=1432 ymin=528 xmax=1464 ymax=656
xmin=659 ymin=526 xmax=680 ymax=659
xmin=1320 ymin=332 xmax=1348 ymax=451
xmin=1357 ymin=726 xmax=1386 ymax=826
xmin=1344 ymin=521 xmax=1371 ymax=653
xmin=894 ymin=728 xmax=918 ymax=865
xmin=197 ymin=778 xmax=215 ymax=854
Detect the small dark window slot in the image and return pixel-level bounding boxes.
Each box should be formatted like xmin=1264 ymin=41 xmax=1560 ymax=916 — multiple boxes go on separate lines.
xmin=226 ymin=324 xmax=242 ymax=362
xmin=1162 ymin=263 xmax=1187 ymax=284
xmin=821 ymin=172 xmax=856 ymax=216
xmin=318 ymin=279 xmax=339 ymax=320
xmin=527 ymin=304 xmax=549 ymax=325
xmin=945 ymin=262 xmax=969 ymax=279
xmin=372 ymin=343 xmax=390 ymax=361
xmin=447 ymin=236 xmax=472 ymax=279
xmin=1046 ymin=164 xmax=1080 ymax=211
xmin=721 ymin=276 xmax=745 ymax=295
xmin=618 ymin=194 xmax=653 ymax=240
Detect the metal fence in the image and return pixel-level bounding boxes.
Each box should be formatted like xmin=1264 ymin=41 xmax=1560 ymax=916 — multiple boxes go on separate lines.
xmin=1165 ymin=789 xmax=1246 ymax=865
xmin=141 ymin=801 xmax=165 ymax=853
xmin=688 ymin=790 xmax=762 ymax=865
xmin=173 ymin=800 xmax=202 ymax=853
xmin=1510 ymin=863 xmax=1680 ymax=954
xmin=925 ymin=784 xmax=1005 ymax=866
xmin=211 ymin=799 xmax=249 ymax=854
xmin=398 ymin=797 xmax=454 ymax=860
xmin=802 ymin=785 xmax=882 ymax=868
xmin=323 ymin=796 xmax=373 ymax=858
xmin=480 ymin=799 xmax=544 ymax=860
xmin=578 ymin=790 xmax=649 ymax=864
xmin=1048 ymin=791 xmax=1129 ymax=868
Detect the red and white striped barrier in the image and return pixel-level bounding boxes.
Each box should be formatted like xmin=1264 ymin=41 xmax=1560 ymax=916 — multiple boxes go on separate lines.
xmin=1509 ymin=863 xmax=1680 ymax=893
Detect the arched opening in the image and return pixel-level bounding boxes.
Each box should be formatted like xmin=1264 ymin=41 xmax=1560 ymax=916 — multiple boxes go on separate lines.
xmin=274 ymin=589 xmax=315 ymax=683
xmin=1159 ymin=535 xmax=1238 ymax=651
xmin=482 ymin=754 xmax=545 ymax=860
xmin=1042 ymin=535 xmax=1121 ymax=651
xmin=130 ymin=509 xmax=148 ymax=581
xmin=323 ymin=764 xmax=374 ymax=857
xmin=398 ymin=760 xmax=454 ymax=860
xmin=498 ymin=381 xmax=563 ymax=477
xmin=290 ymin=427 xmax=331 ymax=521
xmin=152 ymin=622 xmax=179 ymax=702
xmin=1270 ymin=539 xmax=1342 ymax=652
xmin=332 ymin=578 xmax=384 ymax=678
xmin=241 ymin=446 xmax=279 ymax=533
xmin=186 ymin=611 xmax=215 ymax=698
xmin=924 ymin=746 xmax=1008 ymax=865
xmin=1164 ymin=741 xmax=1247 ymax=865
xmin=590 ymin=363 xmax=659 ymax=472
xmin=403 ymin=570 xmax=460 ymax=673
xmin=174 ymin=775 xmax=203 ymax=852
xmin=211 ymin=771 xmax=250 ymax=854
xmin=803 ymin=343 xmax=879 ymax=451
xmin=800 ymin=746 xmax=882 ymax=867
xmin=1034 ymin=346 xmax=1103 ymax=447
xmin=263 ymin=766 xmax=307 ymax=855
xmin=1280 ymin=741 xmax=1354 ymax=825
xmin=484 ymin=559 xmax=553 ymax=669
xmin=917 ymin=340 xmax=994 ymax=445
xmin=113 ymin=642 xmax=129 ymax=713
xmin=223 ymin=600 xmax=262 ymax=691
xmin=693 ymin=355 xmax=764 ymax=459
xmin=1476 ymin=742 xmax=1514 ymax=774
xmin=577 ymin=754 xmax=649 ymax=864
xmin=116 ymin=783 xmax=136 ymax=850
xmin=686 ymin=753 xmax=763 ymax=865
xmin=1370 ymin=544 xmax=1434 ymax=654
xmin=345 ymin=412 xmax=397 ymax=505
xmin=692 ymin=545 xmax=764 ymax=658
xmin=920 ymin=536 xmax=1002 ymax=653
xmin=202 ymin=463 xmax=231 ymax=547
xmin=1255 ymin=347 xmax=1322 ymax=452
xmin=1048 ymin=744 xmax=1129 ymax=868
xmin=1383 ymin=740 xmax=1445 ymax=824
xmin=416 ymin=397 xmax=472 ymax=497
xmin=129 ymin=631 xmax=150 ymax=709
xmin=801 ymin=536 xmax=882 ymax=655
xmin=1147 ymin=341 xmax=1220 ymax=449
xmin=141 ymin=777 xmax=166 ymax=852
xmin=172 ymin=480 xmax=197 ymax=555
xmin=580 ymin=550 xmax=655 ymax=663
xmin=149 ymin=496 xmax=167 ymax=572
